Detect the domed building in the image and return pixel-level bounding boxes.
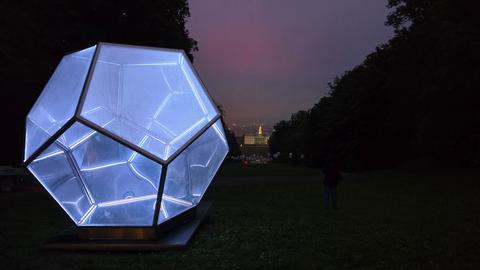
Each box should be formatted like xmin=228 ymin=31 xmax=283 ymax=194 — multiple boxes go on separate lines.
xmin=240 ymin=125 xmax=270 ymax=157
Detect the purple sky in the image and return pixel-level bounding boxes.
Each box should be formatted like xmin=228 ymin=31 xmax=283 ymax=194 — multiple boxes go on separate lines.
xmin=187 ymin=0 xmax=393 ymax=132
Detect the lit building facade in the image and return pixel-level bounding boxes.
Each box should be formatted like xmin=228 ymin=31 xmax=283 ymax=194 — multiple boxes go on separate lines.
xmin=243 ymin=125 xmax=269 ymax=145
xmin=240 ymin=125 xmax=270 ymax=157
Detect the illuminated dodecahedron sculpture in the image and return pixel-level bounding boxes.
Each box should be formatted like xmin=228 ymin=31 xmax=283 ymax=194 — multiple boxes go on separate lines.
xmin=24 ymin=43 xmax=228 ymax=227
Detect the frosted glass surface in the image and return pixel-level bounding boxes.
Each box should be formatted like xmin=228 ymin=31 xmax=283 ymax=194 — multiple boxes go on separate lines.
xmin=27 ymin=143 xmax=93 ymax=224
xmin=25 ymin=46 xmax=96 ymax=161
xmin=81 ymin=44 xmax=219 ymax=161
xmin=65 ymin=122 xmax=162 ymax=226
xmin=158 ymin=120 xmax=228 ymax=223
xmin=30 ymin=121 xmax=163 ymax=226
xmin=25 ymin=44 xmax=228 ymax=228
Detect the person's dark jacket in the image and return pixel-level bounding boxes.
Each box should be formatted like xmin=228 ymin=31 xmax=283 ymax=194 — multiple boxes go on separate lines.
xmin=322 ymin=163 xmax=342 ymax=187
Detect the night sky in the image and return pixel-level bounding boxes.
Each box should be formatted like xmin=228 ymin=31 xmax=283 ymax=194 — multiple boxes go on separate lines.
xmin=187 ymin=0 xmax=394 ymax=133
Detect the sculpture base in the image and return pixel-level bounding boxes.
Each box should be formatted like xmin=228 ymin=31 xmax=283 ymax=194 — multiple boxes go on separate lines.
xmin=42 ymin=202 xmax=210 ymax=251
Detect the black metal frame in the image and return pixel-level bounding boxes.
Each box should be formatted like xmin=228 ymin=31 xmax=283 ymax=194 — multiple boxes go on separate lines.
xmin=152 ymin=163 xmax=168 ymax=226
xmin=23 ymin=42 xmax=228 ymax=229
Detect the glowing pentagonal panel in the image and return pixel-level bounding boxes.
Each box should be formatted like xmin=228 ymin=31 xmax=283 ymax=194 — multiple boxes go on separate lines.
xmin=28 ymin=121 xmax=163 ymax=226
xmin=25 ymin=47 xmax=96 ymax=161
xmin=25 ymin=43 xmax=228 ymax=229
xmin=27 ymin=142 xmax=94 ymax=224
xmin=159 ymin=119 xmax=228 ymax=223
xmin=80 ymin=44 xmax=219 ymax=162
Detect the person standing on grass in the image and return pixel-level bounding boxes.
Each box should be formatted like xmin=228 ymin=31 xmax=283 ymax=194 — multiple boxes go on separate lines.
xmin=322 ymin=160 xmax=342 ymax=210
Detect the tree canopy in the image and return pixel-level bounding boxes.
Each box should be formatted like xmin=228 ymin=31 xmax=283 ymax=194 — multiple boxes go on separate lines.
xmin=0 ymin=0 xmax=197 ymax=164
xmin=270 ymin=0 xmax=480 ymax=170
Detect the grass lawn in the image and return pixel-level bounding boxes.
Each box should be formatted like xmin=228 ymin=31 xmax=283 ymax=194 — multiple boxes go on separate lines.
xmin=216 ymin=161 xmax=323 ymax=177
xmin=1 ymin=164 xmax=480 ymax=269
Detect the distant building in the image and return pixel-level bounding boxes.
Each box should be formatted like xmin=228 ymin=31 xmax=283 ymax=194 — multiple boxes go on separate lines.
xmin=243 ymin=125 xmax=269 ymax=145
xmin=240 ymin=125 xmax=270 ymax=157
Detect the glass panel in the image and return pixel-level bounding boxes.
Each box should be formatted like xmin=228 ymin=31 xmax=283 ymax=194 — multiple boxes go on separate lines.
xmin=158 ymin=120 xmax=228 ymax=224
xmin=25 ymin=46 xmax=96 ymax=161
xmin=27 ymin=143 xmax=93 ymax=224
xmin=28 ymin=121 xmax=162 ymax=226
xmin=158 ymin=199 xmax=190 ymax=222
xmin=81 ymin=44 xmax=219 ymax=161
xmin=59 ymin=122 xmax=163 ymax=226
xmin=87 ymin=198 xmax=158 ymax=226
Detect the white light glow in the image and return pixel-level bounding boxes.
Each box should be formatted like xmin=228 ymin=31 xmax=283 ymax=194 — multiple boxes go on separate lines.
xmin=33 ymin=149 xmax=64 ymax=163
xmin=181 ymin=64 xmax=208 ymax=114
xmin=153 ymin=93 xmax=172 ymax=119
xmin=162 ymin=194 xmax=193 ymax=206
xmin=128 ymin=163 xmax=158 ymax=191
xmin=153 ymin=120 xmax=177 ymax=138
xmin=97 ymin=60 xmax=121 ymax=66
xmin=81 ymin=161 xmax=127 ymax=171
xmin=190 ymin=145 xmax=218 ymax=169
xmin=79 ymin=205 xmax=97 ymax=225
xmin=160 ymin=67 xmax=174 ymax=92
xmin=71 ymin=55 xmax=93 ymax=62
xmin=124 ymin=62 xmax=178 ymax=66
xmin=27 ymin=167 xmax=81 ymax=225
xmin=25 ymin=44 xmax=228 ymax=227
xmin=69 ymin=130 xmax=97 ymax=149
xmin=98 ymin=194 xmax=157 ymax=207
xmin=82 ymin=105 xmax=109 ymax=116
xmin=161 ymin=203 xmax=169 ymax=219
xmin=213 ymin=123 xmax=228 ymax=144
xmin=169 ymin=117 xmax=207 ymax=146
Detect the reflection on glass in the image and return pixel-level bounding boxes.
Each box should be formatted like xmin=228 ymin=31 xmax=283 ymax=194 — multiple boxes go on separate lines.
xmin=25 ymin=44 xmax=228 ymax=228
xmin=80 ymin=44 xmax=218 ymax=161
xmin=25 ymin=46 xmax=96 ymax=161
xmin=28 ymin=143 xmax=92 ymax=223
xmin=27 ymin=122 xmax=163 ymax=226
xmin=159 ymin=119 xmax=228 ymax=223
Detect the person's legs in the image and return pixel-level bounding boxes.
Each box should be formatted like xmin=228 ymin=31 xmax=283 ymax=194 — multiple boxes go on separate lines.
xmin=323 ymin=187 xmax=330 ymax=209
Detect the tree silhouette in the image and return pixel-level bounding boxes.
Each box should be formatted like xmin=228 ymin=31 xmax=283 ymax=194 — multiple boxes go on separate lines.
xmin=216 ymin=104 xmax=241 ymax=158
xmin=271 ymin=0 xmax=480 ymax=170
xmin=0 ymin=0 xmax=197 ymax=164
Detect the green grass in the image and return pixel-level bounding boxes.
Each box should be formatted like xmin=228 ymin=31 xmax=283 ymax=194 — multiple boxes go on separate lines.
xmin=1 ymin=166 xmax=480 ymax=269
xmin=217 ymin=162 xmax=322 ymax=177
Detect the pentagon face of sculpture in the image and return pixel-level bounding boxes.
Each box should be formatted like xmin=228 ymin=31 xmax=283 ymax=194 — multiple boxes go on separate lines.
xmin=24 ymin=43 xmax=228 ymax=226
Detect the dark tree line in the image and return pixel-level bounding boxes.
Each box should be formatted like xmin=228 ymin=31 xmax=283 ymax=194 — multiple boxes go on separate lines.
xmin=0 ymin=0 xmax=197 ymax=165
xmin=270 ymin=0 xmax=480 ymax=171
xmin=216 ymin=105 xmax=241 ymax=158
